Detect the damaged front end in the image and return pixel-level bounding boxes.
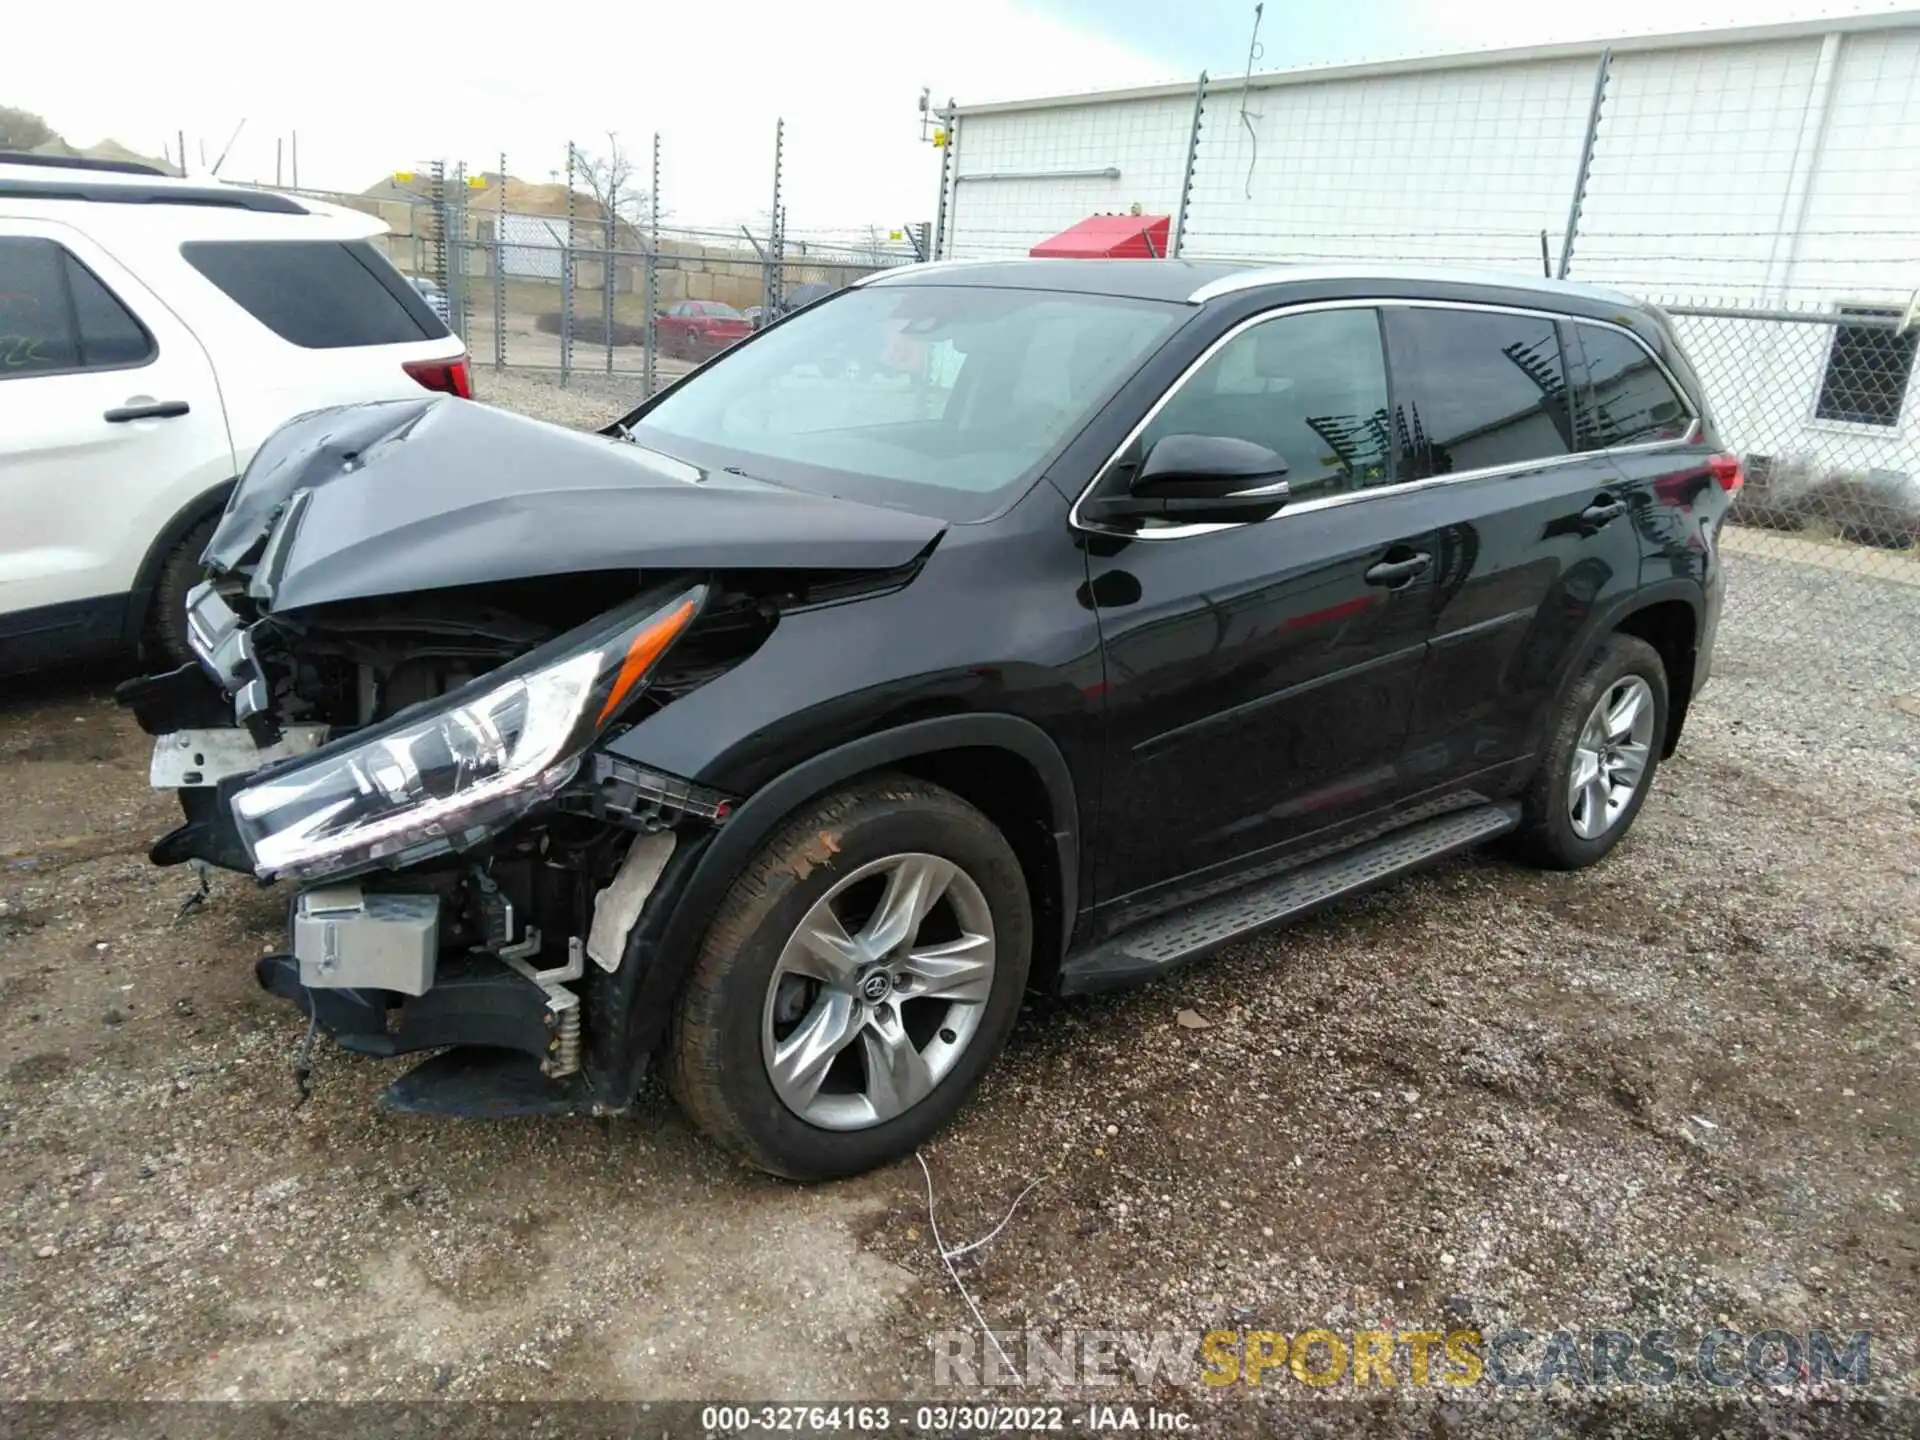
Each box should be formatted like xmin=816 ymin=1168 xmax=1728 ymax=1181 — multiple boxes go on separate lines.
xmin=120 ymin=396 xmax=941 ymax=1115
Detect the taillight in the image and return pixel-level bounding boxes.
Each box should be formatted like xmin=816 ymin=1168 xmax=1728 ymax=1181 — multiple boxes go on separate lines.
xmin=1706 ymin=453 xmax=1744 ymax=495
xmin=403 ymin=353 xmax=473 ymax=399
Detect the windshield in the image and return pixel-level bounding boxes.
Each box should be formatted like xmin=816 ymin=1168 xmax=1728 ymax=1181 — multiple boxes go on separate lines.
xmin=631 ymin=284 xmax=1184 ymax=521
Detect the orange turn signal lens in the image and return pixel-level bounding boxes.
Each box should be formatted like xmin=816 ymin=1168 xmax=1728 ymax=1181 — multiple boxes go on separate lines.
xmin=595 ymin=598 xmax=697 ymax=727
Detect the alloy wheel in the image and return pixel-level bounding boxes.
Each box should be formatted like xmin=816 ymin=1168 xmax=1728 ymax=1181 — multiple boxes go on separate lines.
xmin=760 ymin=852 xmax=997 ymax=1131
xmin=1568 ymin=674 xmax=1655 ymax=841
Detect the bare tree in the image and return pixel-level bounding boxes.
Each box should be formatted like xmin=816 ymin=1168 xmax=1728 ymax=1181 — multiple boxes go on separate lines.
xmin=573 ymin=132 xmax=655 ymax=232
xmin=0 ymin=105 xmax=57 ymax=151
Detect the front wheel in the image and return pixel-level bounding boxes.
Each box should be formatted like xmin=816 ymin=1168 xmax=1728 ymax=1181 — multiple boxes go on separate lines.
xmin=1511 ymin=633 xmax=1669 ymax=870
xmin=665 ymin=775 xmax=1032 ymax=1180
xmin=146 ymin=515 xmax=217 ymax=668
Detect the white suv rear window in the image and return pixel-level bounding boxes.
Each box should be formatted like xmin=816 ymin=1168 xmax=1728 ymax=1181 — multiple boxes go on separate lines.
xmin=180 ymin=240 xmax=449 ymax=349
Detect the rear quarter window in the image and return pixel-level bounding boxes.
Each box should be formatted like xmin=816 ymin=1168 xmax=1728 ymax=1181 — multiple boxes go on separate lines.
xmin=1569 ymin=323 xmax=1693 ymax=448
xmin=180 ymin=239 xmax=449 ymax=349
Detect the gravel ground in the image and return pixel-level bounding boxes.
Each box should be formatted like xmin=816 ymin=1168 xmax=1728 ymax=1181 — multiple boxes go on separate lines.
xmin=2 ymin=383 xmax=1915 ymax=1434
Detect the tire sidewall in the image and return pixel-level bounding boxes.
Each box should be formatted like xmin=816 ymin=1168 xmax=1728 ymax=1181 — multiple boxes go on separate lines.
xmin=696 ymin=795 xmax=1032 ymax=1178
xmin=1537 ymin=638 xmax=1670 ymax=867
xmin=148 ymin=516 xmax=217 ymax=667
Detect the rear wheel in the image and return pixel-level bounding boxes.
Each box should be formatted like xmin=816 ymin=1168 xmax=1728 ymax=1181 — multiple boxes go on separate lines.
xmin=666 ymin=775 xmax=1031 ymax=1180
xmin=1512 ymin=634 xmax=1669 ymax=870
xmin=146 ymin=515 xmax=217 ymax=669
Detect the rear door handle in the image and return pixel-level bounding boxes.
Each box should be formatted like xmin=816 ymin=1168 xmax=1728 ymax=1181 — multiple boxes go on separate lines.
xmin=1581 ymin=497 xmax=1627 ymax=527
xmin=1364 ymin=553 xmax=1433 ymax=588
xmin=104 ymin=400 xmax=190 ymax=423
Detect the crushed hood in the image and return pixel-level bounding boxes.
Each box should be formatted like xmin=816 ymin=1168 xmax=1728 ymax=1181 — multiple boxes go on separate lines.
xmin=207 ymin=398 xmax=947 ymax=613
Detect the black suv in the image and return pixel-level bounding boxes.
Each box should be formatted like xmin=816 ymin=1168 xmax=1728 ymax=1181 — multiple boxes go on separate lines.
xmin=123 ymin=259 xmax=1737 ymax=1179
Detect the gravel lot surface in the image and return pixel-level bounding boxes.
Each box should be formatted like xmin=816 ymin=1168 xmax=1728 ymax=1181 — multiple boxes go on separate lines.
xmin=2 ymin=383 xmax=1915 ymax=1434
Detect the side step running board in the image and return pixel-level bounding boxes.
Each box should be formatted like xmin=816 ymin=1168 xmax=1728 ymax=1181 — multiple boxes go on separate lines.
xmin=1057 ymin=802 xmax=1520 ymax=996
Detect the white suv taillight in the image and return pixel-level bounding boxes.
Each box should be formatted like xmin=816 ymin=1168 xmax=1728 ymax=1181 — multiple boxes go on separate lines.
xmin=1706 ymin=453 xmax=1744 ymax=495
xmin=403 ymin=353 xmax=473 ymax=399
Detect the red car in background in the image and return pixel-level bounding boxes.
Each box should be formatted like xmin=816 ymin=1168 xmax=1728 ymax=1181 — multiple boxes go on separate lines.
xmin=657 ymin=300 xmax=752 ymax=359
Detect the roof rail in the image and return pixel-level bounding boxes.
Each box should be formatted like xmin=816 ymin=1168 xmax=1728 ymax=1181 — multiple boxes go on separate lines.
xmin=0 ymin=151 xmax=170 ymax=176
xmin=0 ymin=178 xmax=309 ymax=215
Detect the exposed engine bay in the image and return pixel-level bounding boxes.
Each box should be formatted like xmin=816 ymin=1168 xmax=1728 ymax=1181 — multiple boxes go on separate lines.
xmin=119 ymin=395 xmax=944 ymax=1112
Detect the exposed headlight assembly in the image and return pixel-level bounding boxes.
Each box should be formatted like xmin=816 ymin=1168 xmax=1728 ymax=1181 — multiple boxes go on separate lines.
xmin=232 ymin=585 xmax=705 ymax=880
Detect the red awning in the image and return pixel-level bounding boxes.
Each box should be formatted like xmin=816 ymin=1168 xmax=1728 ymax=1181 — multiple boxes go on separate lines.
xmin=1030 ymin=214 xmax=1171 ymax=259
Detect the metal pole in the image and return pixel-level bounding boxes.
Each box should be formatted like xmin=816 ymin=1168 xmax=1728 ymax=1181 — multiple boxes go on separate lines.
xmin=452 ymin=161 xmax=470 ymax=344
xmin=1557 ymin=47 xmax=1611 ymax=280
xmin=429 ymin=159 xmax=448 ymax=306
xmin=604 ymin=163 xmax=617 ymax=376
xmin=767 ymin=118 xmax=785 ymax=314
xmin=1172 ymin=71 xmax=1208 ymax=258
xmin=562 ymin=142 xmax=576 ymax=386
xmin=644 ymin=133 xmax=660 ymax=397
xmin=275 ymin=137 xmax=283 ymax=188
xmin=931 ymin=101 xmax=954 ymax=261
xmin=290 ymin=131 xmax=298 ymax=188
xmin=494 ymin=151 xmax=507 ymax=370
xmin=943 ymin=113 xmax=962 ymax=259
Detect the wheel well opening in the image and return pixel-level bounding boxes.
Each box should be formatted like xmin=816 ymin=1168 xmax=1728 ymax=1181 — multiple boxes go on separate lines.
xmin=1614 ymin=600 xmax=1697 ymax=755
xmin=893 ymin=746 xmax=1063 ymax=989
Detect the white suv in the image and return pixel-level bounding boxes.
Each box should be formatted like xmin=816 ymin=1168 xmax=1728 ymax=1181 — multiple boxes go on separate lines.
xmin=0 ymin=154 xmax=471 ymax=672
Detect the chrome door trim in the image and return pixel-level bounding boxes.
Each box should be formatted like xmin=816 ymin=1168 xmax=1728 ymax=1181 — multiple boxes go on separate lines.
xmin=1068 ymin=296 xmax=1701 ymax=542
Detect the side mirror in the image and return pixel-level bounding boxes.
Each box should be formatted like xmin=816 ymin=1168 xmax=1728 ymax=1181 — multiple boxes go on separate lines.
xmin=1080 ymin=434 xmax=1291 ymax=526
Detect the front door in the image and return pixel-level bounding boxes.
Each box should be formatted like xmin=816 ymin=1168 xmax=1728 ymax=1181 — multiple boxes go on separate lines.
xmin=1086 ymin=305 xmax=1434 ymax=910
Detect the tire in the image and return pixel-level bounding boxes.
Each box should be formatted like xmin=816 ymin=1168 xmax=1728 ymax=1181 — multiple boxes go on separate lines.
xmin=1511 ymin=634 xmax=1669 ymax=870
xmin=666 ymin=774 xmax=1032 ymax=1180
xmin=146 ymin=515 xmax=217 ymax=669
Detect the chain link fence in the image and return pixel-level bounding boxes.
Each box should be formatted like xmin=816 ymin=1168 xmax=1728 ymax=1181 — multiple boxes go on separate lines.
xmin=1664 ymin=304 xmax=1919 ymax=584
xmin=248 ymin=135 xmax=926 ymax=401
xmin=928 ymin=22 xmax=1920 ymax=649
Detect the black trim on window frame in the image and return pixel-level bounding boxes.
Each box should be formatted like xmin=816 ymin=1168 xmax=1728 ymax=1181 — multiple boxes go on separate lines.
xmin=1070 ymin=297 xmax=1701 ymax=541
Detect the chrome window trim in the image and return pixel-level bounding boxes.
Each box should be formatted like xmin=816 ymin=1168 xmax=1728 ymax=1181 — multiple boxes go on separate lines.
xmin=1184 ymin=263 xmax=1637 ymax=307
xmin=1068 ymin=296 xmax=1701 ymax=542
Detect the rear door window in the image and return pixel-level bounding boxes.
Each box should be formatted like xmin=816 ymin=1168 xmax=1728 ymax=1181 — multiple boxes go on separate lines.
xmin=180 ymin=240 xmax=448 ymax=348
xmin=0 ymin=235 xmax=153 ymax=377
xmin=1382 ymin=307 xmax=1575 ymax=480
xmin=1568 ymin=323 xmax=1693 ymax=448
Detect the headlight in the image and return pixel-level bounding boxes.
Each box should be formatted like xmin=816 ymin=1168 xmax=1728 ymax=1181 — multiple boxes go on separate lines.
xmin=232 ymin=586 xmax=703 ymax=880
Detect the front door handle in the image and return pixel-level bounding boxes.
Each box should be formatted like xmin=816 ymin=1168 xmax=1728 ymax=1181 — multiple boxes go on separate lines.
xmin=104 ymin=400 xmax=190 ymax=423
xmin=1581 ymin=497 xmax=1627 ymax=528
xmin=1364 ymin=552 xmax=1433 ymax=588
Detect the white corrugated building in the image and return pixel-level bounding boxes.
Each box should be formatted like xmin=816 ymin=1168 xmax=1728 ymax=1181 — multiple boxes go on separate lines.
xmin=935 ymin=12 xmax=1920 ymax=489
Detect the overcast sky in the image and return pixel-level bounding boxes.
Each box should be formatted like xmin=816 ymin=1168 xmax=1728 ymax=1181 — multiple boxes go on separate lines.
xmin=11 ymin=0 xmax=1908 ymax=235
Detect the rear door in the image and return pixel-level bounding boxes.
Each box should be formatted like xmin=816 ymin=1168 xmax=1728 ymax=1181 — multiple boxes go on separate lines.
xmin=1089 ymin=305 xmax=1436 ymax=908
xmin=1562 ymin=319 xmax=1703 ymax=584
xmin=1382 ymin=303 xmax=1642 ymax=785
xmin=0 ymin=224 xmax=229 ymax=646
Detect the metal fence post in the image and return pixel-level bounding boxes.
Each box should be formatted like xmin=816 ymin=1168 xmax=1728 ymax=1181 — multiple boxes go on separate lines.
xmin=427 ymin=160 xmax=449 ymax=303
xmin=493 ymin=151 xmax=507 ymax=370
xmin=1172 ymin=72 xmax=1208 ymax=258
xmin=931 ymin=100 xmax=955 ymax=261
xmin=604 ymin=160 xmax=617 ymax=376
xmin=1557 ymin=47 xmax=1611 ymax=280
xmin=644 ymin=132 xmax=659 ymax=397
xmin=766 ymin=118 xmax=785 ymax=314
xmin=562 ymin=142 xmax=577 ymax=386
xmin=451 ymin=162 xmax=471 ymax=345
